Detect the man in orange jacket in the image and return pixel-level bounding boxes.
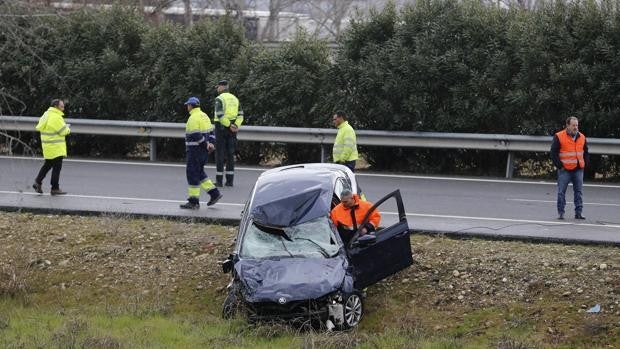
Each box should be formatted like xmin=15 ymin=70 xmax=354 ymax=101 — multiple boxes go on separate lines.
xmin=550 ymin=116 xmax=589 ymax=220
xmin=330 ymin=189 xmax=381 ymax=246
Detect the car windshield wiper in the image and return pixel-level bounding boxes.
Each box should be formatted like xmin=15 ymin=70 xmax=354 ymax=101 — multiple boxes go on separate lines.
xmin=253 ymin=222 xmax=295 ymax=258
xmin=293 ymin=237 xmax=332 ymax=258
xmin=254 ymin=222 xmax=292 ymax=241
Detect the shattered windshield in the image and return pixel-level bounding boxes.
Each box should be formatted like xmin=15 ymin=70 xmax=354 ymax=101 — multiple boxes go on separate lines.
xmin=240 ymin=216 xmax=340 ymax=259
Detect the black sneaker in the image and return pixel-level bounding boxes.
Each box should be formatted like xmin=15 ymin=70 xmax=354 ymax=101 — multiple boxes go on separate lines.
xmin=32 ymin=182 xmax=43 ymax=194
xmin=575 ymin=214 xmax=586 ymax=220
xmin=207 ymin=190 xmax=223 ymax=206
xmin=180 ymin=201 xmax=200 ymax=210
xmin=558 ymin=213 xmax=564 ymax=220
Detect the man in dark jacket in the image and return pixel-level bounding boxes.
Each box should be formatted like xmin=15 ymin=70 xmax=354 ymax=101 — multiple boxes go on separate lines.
xmin=550 ymin=117 xmax=589 ymax=220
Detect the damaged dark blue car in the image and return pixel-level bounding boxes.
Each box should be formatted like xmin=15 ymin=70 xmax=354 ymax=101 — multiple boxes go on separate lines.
xmin=221 ymin=163 xmax=412 ymax=330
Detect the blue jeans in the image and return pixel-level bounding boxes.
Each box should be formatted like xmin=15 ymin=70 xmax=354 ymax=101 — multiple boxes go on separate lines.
xmin=557 ymin=168 xmax=584 ymax=215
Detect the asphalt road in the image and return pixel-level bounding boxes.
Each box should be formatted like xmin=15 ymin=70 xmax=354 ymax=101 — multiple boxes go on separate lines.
xmin=1 ymin=156 xmax=619 ymax=244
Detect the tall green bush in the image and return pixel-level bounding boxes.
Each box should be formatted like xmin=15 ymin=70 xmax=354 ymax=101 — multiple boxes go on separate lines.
xmin=1 ymin=1 xmax=619 ymax=176
xmin=329 ymin=0 xmax=620 ymax=175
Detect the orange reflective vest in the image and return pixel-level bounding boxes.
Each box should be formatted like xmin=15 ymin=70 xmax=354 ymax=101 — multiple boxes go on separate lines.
xmin=330 ymin=194 xmax=381 ymax=231
xmin=556 ymin=130 xmax=586 ymax=170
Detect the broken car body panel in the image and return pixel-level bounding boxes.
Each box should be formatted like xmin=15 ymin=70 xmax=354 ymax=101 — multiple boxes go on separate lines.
xmin=234 ymin=255 xmax=354 ymax=303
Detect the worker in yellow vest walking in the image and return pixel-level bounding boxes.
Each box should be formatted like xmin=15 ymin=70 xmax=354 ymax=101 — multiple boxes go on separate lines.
xmin=214 ymin=80 xmax=244 ymax=187
xmin=180 ymin=97 xmax=222 ymax=209
xmin=33 ymin=99 xmax=70 ymax=195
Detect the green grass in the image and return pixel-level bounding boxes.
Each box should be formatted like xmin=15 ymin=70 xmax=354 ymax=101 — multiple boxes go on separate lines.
xmin=2 ymin=297 xmax=609 ymax=349
xmin=0 ymin=299 xmax=477 ymax=349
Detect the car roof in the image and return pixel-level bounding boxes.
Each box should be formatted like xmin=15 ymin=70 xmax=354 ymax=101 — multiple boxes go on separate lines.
xmin=261 ymin=162 xmax=354 ymax=177
xmin=248 ymin=165 xmax=345 ymax=227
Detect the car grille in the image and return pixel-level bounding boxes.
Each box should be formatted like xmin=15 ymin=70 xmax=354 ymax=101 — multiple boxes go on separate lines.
xmin=248 ymin=300 xmax=327 ymax=321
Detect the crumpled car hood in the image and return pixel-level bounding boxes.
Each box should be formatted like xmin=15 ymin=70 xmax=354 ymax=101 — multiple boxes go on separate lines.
xmin=235 ymin=254 xmax=352 ymax=303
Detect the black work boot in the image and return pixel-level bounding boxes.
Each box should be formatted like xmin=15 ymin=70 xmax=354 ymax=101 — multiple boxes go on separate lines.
xmin=180 ymin=197 xmax=200 ymax=210
xmin=32 ymin=182 xmax=43 ymax=194
xmin=207 ymin=188 xmax=223 ymax=206
xmin=215 ymin=175 xmax=223 ymax=188
xmin=225 ymin=174 xmax=234 ymax=187
xmin=575 ymin=213 xmax=586 ymax=220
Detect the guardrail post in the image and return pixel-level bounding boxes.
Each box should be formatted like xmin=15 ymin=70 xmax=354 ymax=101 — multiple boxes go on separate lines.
xmin=320 ymin=144 xmax=326 ymax=163
xmin=149 ymin=137 xmax=157 ymax=162
xmin=505 ymin=151 xmax=515 ymax=178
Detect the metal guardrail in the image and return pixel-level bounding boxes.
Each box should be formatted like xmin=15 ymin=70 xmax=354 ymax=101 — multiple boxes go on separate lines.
xmin=2 ymin=115 xmax=620 ymax=178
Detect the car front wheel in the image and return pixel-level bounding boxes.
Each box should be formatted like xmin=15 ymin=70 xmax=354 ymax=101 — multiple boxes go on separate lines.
xmin=222 ymin=282 xmax=243 ymax=319
xmin=339 ymin=292 xmax=363 ymax=329
xmin=222 ymin=290 xmax=238 ymax=319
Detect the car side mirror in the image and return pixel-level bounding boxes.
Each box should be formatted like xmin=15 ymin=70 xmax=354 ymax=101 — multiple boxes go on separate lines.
xmin=358 ymin=234 xmax=376 ymax=247
xmin=222 ymin=258 xmax=234 ymax=274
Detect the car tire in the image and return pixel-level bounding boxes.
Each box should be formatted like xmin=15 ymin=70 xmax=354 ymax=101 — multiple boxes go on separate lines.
xmin=338 ymin=292 xmax=363 ymax=330
xmin=222 ymin=291 xmax=238 ymax=319
xmin=222 ymin=282 xmax=243 ymax=319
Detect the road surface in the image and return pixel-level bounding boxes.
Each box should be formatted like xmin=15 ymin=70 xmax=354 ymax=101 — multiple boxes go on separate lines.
xmin=1 ymin=156 xmax=619 ymax=244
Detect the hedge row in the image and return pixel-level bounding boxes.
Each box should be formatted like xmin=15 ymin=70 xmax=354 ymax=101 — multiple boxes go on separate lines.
xmin=1 ymin=1 xmax=619 ymax=176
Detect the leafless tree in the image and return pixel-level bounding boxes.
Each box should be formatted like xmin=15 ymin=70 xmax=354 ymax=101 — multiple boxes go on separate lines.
xmin=183 ymin=0 xmax=192 ymax=25
xmin=261 ymin=0 xmax=299 ymax=41
xmin=304 ymin=0 xmax=355 ymax=39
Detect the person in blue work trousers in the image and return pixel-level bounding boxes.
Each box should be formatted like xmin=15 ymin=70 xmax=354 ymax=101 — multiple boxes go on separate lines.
xmin=180 ymin=97 xmax=223 ymax=209
xmin=214 ymin=80 xmax=244 ymax=187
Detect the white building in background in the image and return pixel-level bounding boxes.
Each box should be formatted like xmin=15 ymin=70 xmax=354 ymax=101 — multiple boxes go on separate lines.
xmin=155 ymin=6 xmax=314 ymax=41
xmin=47 ymin=0 xmax=412 ymax=41
xmin=48 ymin=1 xmax=337 ymax=41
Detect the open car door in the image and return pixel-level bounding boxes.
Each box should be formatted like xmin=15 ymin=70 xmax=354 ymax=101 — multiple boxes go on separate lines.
xmin=347 ymin=190 xmax=412 ymax=289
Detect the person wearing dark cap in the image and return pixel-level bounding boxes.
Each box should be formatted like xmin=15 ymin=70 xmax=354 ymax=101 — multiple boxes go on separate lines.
xmin=180 ymin=96 xmax=222 ymax=209
xmin=214 ymin=80 xmax=244 ymax=187
xmin=33 ymin=98 xmax=70 ymax=195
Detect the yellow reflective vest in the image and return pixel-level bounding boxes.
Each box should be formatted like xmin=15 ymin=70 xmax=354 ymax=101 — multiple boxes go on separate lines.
xmin=35 ymin=107 xmax=70 ymax=159
xmin=214 ymin=92 xmax=244 ymax=128
xmin=185 ymin=107 xmax=215 ymax=146
xmin=333 ymin=121 xmax=358 ymax=163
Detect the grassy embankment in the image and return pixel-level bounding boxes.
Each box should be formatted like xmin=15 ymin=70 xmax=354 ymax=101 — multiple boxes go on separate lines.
xmin=0 ymin=212 xmax=618 ymax=348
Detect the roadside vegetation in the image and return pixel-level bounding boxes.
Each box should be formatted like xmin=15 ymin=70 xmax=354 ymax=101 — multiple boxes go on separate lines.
xmin=2 ymin=1 xmax=620 ymax=177
xmin=0 ymin=211 xmax=618 ymax=348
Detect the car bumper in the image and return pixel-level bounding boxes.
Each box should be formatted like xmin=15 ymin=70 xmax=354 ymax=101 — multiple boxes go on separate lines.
xmin=246 ymin=300 xmax=329 ymax=322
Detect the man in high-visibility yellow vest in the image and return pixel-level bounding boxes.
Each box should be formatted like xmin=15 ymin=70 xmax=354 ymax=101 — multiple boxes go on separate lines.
xmin=214 ymin=80 xmax=244 ymax=187
xmin=33 ymin=99 xmax=70 ymax=195
xmin=180 ymin=97 xmax=222 ymax=209
xmin=332 ymin=111 xmax=358 ymax=172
